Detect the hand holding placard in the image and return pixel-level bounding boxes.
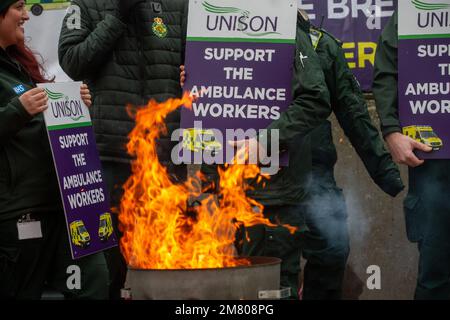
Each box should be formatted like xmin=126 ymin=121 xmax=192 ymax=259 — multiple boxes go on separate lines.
xmin=19 ymin=87 xmax=48 ymax=116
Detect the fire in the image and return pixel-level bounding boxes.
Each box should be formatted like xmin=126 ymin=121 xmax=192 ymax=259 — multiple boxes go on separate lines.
xmin=119 ymin=93 xmax=295 ymax=270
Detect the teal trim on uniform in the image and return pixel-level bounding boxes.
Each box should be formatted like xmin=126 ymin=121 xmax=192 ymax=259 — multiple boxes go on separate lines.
xmin=187 ymin=37 xmax=295 ymax=44
xmin=47 ymin=121 xmax=92 ymax=131
xmin=399 ymin=34 xmax=450 ymax=40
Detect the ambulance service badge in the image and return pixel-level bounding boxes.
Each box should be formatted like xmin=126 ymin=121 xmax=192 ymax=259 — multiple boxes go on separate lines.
xmin=152 ymin=17 xmax=168 ymax=38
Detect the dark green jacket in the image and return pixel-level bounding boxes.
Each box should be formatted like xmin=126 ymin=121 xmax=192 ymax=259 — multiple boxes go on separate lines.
xmin=373 ymin=12 xmax=401 ymax=138
xmin=309 ymin=26 xmax=404 ymax=197
xmin=247 ymin=15 xmax=331 ymax=206
xmin=0 ymin=48 xmax=61 ymax=221
xmin=58 ymin=0 xmax=186 ymax=164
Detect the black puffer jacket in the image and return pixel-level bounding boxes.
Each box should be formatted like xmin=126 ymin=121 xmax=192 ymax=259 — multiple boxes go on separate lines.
xmin=58 ymin=0 xmax=187 ymax=164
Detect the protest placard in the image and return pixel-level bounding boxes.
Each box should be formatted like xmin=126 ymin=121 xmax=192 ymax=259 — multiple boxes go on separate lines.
xmin=398 ymin=0 xmax=450 ymax=159
xmin=40 ymin=82 xmax=117 ymax=259
xmin=181 ymin=0 xmax=297 ymax=165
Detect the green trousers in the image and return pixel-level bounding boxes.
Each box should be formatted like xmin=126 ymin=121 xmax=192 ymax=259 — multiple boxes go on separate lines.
xmin=0 ymin=211 xmax=109 ymax=299
xmin=302 ymin=170 xmax=350 ymax=300
xmin=102 ymin=161 xmax=131 ymax=300
xmin=241 ymin=205 xmax=306 ymax=299
xmin=405 ymin=160 xmax=450 ymax=300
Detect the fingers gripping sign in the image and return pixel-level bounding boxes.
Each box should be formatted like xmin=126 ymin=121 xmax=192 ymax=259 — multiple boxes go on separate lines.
xmin=80 ymin=83 xmax=92 ymax=107
xmin=19 ymin=87 xmax=48 ymax=116
xmin=180 ymin=65 xmax=186 ymax=88
xmin=385 ymin=132 xmax=432 ymax=167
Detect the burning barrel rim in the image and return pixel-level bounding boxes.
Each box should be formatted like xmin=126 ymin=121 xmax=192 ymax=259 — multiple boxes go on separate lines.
xmin=127 ymin=256 xmax=282 ymax=272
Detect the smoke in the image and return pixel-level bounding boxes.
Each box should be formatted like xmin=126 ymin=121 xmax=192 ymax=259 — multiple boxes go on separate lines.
xmin=302 ymin=167 xmax=372 ymax=258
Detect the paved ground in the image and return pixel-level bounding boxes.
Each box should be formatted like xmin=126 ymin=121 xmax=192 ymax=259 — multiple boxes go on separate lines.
xmin=332 ymin=99 xmax=417 ymax=300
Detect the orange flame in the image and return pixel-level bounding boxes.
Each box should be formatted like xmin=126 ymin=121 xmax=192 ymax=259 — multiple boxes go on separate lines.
xmin=119 ymin=93 xmax=295 ymax=270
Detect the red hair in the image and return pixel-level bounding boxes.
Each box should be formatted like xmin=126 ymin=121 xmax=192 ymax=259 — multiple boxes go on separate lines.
xmin=0 ymin=6 xmax=53 ymax=83
xmin=1 ymin=3 xmax=51 ymax=84
xmin=6 ymin=43 xmax=52 ymax=83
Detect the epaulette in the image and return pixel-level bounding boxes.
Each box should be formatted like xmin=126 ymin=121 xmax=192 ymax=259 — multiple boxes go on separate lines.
xmin=310 ymin=25 xmax=343 ymax=48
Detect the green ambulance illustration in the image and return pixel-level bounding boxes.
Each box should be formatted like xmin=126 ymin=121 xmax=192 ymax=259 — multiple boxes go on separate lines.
xmin=403 ymin=125 xmax=443 ymax=151
xmin=26 ymin=0 xmax=71 ymax=16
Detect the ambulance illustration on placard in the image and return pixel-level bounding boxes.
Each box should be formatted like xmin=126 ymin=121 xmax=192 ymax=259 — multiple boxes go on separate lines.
xmin=183 ymin=128 xmax=222 ymax=156
xmin=403 ymin=125 xmax=443 ymax=151
xmin=26 ymin=0 xmax=71 ymax=16
xmin=98 ymin=212 xmax=114 ymax=242
xmin=70 ymin=220 xmax=91 ymax=249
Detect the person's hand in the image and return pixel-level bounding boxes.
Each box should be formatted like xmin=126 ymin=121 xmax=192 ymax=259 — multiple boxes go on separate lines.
xmin=385 ymin=132 xmax=432 ymax=167
xmin=80 ymin=83 xmax=92 ymax=107
xmin=228 ymin=137 xmax=266 ymax=165
xmin=119 ymin=0 xmax=144 ymax=22
xmin=19 ymin=88 xmax=48 ymax=116
xmin=180 ymin=65 xmax=186 ymax=87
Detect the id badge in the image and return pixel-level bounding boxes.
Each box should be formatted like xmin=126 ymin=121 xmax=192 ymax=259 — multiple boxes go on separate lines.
xmin=17 ymin=214 xmax=43 ymax=240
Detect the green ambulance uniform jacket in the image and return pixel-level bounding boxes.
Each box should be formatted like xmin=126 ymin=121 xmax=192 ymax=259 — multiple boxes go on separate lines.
xmin=0 ymin=48 xmax=61 ymax=221
xmin=373 ymin=12 xmax=401 ymax=139
xmin=309 ymin=26 xmax=404 ymax=196
xmin=247 ymin=15 xmax=332 ymax=206
xmin=58 ymin=0 xmax=187 ymax=165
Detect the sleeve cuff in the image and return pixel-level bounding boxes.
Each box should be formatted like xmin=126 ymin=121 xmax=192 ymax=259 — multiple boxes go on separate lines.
xmin=382 ymin=126 xmax=402 ymax=140
xmin=377 ymin=175 xmax=405 ymax=197
xmin=10 ymin=96 xmax=33 ymax=122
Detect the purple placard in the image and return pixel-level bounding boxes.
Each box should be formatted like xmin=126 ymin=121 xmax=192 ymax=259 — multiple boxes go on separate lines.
xmin=298 ymin=0 xmax=397 ymax=91
xmin=48 ymin=127 xmax=118 ymax=258
xmin=41 ymin=82 xmax=118 ymax=259
xmin=398 ymin=38 xmax=450 ymax=159
xmin=181 ymin=41 xmax=295 ymax=165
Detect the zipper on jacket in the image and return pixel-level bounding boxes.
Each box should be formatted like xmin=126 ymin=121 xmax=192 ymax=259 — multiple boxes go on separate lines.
xmin=0 ymin=148 xmax=12 ymax=189
xmin=133 ymin=11 xmax=147 ymax=105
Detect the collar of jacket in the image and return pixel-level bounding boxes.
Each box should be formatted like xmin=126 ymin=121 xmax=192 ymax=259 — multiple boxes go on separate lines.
xmin=297 ymin=11 xmax=311 ymax=33
xmin=0 ymin=46 xmax=9 ymax=62
xmin=0 ymin=46 xmax=32 ymax=84
xmin=0 ymin=46 xmax=21 ymax=72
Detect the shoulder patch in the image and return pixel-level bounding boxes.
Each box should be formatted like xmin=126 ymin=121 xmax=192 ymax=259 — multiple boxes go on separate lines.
xmin=152 ymin=17 xmax=168 ymax=38
xmin=13 ymin=84 xmax=26 ymax=95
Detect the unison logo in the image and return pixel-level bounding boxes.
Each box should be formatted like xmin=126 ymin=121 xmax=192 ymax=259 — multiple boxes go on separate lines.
xmin=413 ymin=0 xmax=450 ymax=28
xmin=203 ymin=1 xmax=280 ymax=37
xmin=47 ymin=88 xmax=85 ymax=122
xmin=412 ymin=0 xmax=450 ymax=11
